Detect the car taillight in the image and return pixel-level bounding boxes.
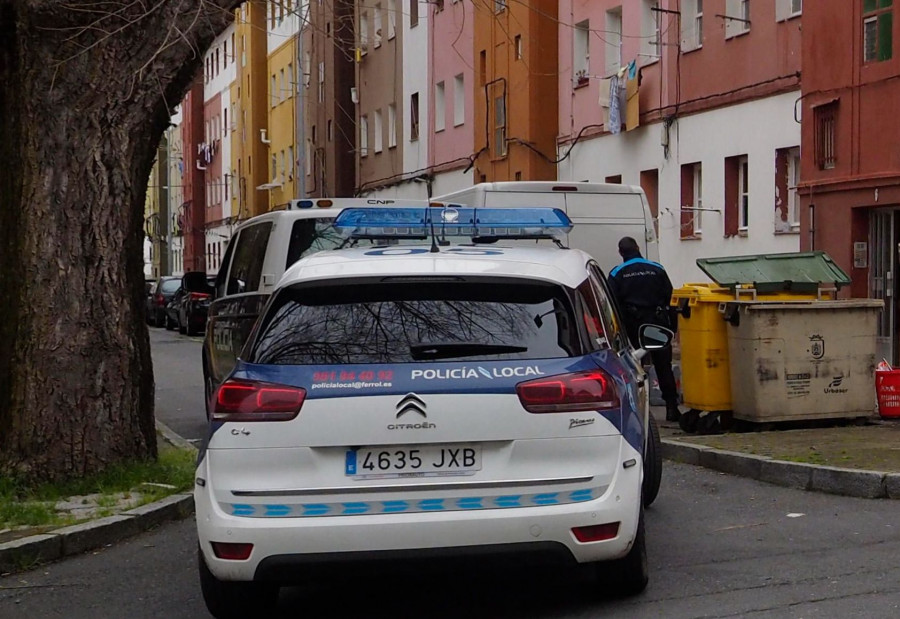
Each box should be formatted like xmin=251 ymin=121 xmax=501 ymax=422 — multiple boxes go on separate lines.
xmin=213 ymin=379 xmax=306 ymax=422
xmin=516 ymin=369 xmax=619 ymax=413
xmin=190 ymin=292 xmax=210 ymax=301
xmin=155 ymin=294 xmax=165 ymax=306
xmin=572 ymin=522 xmax=620 ymax=543
xmin=211 ymin=542 xmax=254 ymax=560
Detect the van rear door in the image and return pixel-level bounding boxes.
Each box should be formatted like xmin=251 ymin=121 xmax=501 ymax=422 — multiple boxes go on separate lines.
xmin=565 ymin=191 xmax=656 ymax=272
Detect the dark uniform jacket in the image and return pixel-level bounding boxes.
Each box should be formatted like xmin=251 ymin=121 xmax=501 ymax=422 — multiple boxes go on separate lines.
xmin=607 ymin=254 xmax=675 ymax=346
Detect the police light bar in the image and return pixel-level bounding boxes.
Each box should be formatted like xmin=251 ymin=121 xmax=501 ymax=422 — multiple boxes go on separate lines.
xmin=332 ymin=207 xmax=573 ymax=240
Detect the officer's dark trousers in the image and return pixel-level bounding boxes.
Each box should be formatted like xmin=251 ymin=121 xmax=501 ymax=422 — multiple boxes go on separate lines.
xmin=651 ymin=345 xmax=679 ymax=406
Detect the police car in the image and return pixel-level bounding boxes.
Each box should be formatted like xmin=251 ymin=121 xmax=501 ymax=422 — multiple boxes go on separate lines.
xmin=195 ymin=207 xmax=669 ymax=617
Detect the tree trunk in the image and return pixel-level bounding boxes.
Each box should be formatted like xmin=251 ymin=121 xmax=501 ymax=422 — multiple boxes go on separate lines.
xmin=0 ymin=0 xmax=233 ymax=483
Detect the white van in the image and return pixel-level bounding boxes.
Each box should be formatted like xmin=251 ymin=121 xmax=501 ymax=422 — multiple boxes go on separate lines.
xmin=433 ymin=182 xmax=658 ymax=274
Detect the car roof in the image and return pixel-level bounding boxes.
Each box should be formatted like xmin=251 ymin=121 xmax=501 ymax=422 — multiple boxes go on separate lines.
xmin=279 ymin=244 xmax=595 ymax=289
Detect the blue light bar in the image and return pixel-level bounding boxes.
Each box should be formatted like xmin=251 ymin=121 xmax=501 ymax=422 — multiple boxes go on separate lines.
xmin=333 ymin=207 xmax=573 ymax=240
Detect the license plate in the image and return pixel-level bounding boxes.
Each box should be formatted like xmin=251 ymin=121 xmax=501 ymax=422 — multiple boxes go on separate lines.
xmin=345 ymin=444 xmax=481 ymax=479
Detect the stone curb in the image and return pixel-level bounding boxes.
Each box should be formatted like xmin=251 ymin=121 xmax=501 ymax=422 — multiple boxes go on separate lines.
xmin=662 ymin=438 xmax=898 ymax=500
xmin=0 ymin=421 xmax=196 ymax=575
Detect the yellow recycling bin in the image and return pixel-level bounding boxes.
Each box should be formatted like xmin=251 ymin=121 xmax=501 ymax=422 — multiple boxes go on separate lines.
xmin=671 ymin=284 xmax=738 ymax=413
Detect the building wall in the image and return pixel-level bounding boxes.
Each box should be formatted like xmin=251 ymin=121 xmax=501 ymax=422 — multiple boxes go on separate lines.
xmin=559 ymin=91 xmax=802 ymax=288
xmin=181 ymin=78 xmax=206 ymax=273
xmin=430 ymin=0 xmax=474 ymax=194
xmin=799 ymin=0 xmax=900 ymax=299
xmin=357 ymin=0 xmax=405 ymax=193
xmin=401 ymin=0 xmax=427 ymax=187
xmin=302 ymin=0 xmax=356 ymax=198
xmin=232 ymin=2 xmax=271 ymax=218
xmin=266 ymin=36 xmax=300 ymax=209
xmin=473 ymin=0 xmax=558 ymax=183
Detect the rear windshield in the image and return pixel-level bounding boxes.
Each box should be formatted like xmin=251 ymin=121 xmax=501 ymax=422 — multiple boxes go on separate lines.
xmin=250 ymin=279 xmax=581 ymax=365
xmin=160 ymin=279 xmax=181 ymax=293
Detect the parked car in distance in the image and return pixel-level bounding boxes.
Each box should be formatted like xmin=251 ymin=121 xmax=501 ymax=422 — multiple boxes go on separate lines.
xmin=147 ymin=276 xmax=181 ymax=327
xmin=144 ymin=279 xmax=156 ymax=322
xmin=176 ymin=272 xmax=215 ymax=336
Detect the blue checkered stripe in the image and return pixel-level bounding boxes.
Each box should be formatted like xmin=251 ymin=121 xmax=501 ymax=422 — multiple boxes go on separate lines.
xmin=228 ymin=487 xmax=602 ymax=518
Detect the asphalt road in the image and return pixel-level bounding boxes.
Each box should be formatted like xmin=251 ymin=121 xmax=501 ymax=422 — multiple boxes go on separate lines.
xmin=2 ymin=329 xmax=900 ymax=618
xmin=151 ymin=327 xmax=208 ymax=444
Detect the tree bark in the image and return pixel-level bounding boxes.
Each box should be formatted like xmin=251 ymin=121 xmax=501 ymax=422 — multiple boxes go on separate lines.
xmin=0 ymin=0 xmax=234 ymax=482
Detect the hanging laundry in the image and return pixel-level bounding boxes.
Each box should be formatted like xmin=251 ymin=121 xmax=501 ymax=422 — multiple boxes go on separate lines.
xmin=608 ymin=75 xmax=626 ymax=135
xmin=597 ymin=78 xmax=612 ymax=127
xmin=625 ymin=65 xmax=641 ymax=131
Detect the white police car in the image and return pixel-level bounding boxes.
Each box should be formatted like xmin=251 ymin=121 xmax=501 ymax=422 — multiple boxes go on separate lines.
xmin=195 ymin=207 xmax=669 ymax=617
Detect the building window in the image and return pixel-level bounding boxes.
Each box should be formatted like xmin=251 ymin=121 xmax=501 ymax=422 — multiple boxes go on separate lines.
xmin=435 ymin=0 xmax=444 ymax=11
xmin=435 ymin=81 xmax=446 ymax=131
xmin=738 ymin=156 xmax=749 ymax=232
xmin=388 ymin=0 xmax=396 ymax=39
xmin=814 ymin=101 xmax=837 ymax=170
xmin=681 ymin=0 xmax=703 ymax=51
xmin=327 ymin=120 xmax=333 ymax=142
xmin=863 ymin=0 xmax=893 ymax=63
xmin=286 ymin=64 xmax=293 ymax=98
xmin=724 ymin=155 xmax=746 ymax=237
xmin=279 ymin=68 xmax=286 ymax=102
xmin=680 ymin=163 xmax=703 ymax=238
xmin=515 ymin=35 xmax=522 ymax=60
xmin=288 ymin=146 xmax=294 ymax=179
xmin=388 ymin=104 xmax=397 ymax=148
xmin=775 ymin=147 xmax=801 ymax=232
xmin=271 ymin=154 xmax=278 ymax=182
xmin=574 ymin=20 xmax=590 ymax=86
xmin=495 ymin=0 xmax=507 ymax=13
xmin=725 ymin=0 xmax=750 ymax=38
xmin=642 ymin=1 xmax=661 ymax=60
xmin=280 ymin=150 xmax=286 ymax=183
xmin=271 ymin=74 xmax=277 ymax=107
xmin=493 ymin=94 xmax=507 ymax=157
xmin=304 ymin=52 xmax=311 ymax=88
xmin=605 ymin=8 xmax=622 ymax=76
xmin=410 ymin=92 xmax=420 ymax=141
xmin=374 ymin=109 xmax=383 ymax=153
xmin=454 ymin=73 xmax=465 ymax=126
xmin=409 ymin=0 xmax=418 ymax=27
xmin=318 ymin=62 xmax=325 ymax=103
xmin=787 ymin=149 xmax=800 ymax=228
xmin=776 ymin=0 xmax=802 ymax=20
xmin=360 ymin=11 xmax=369 ymax=53
xmin=374 ymin=3 xmax=382 ymax=48
xmin=360 ymin=115 xmax=369 ymax=157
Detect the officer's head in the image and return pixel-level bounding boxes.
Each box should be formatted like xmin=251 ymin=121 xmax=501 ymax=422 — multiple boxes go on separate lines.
xmin=618 ymin=237 xmax=641 ymax=259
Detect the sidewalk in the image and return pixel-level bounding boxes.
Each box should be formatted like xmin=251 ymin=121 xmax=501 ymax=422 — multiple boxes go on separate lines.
xmin=0 ymin=422 xmax=196 ymax=574
xmin=654 ymin=406 xmax=900 ymax=500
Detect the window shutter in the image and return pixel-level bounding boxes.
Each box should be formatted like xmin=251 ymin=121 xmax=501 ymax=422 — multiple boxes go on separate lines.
xmin=724 ymin=157 xmax=740 ymax=237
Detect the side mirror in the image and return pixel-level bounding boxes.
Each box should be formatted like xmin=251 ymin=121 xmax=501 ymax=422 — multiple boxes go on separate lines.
xmin=638 ymin=324 xmax=674 ymax=351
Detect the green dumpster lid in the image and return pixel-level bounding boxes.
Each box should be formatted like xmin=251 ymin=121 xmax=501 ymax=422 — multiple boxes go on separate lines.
xmin=696 ymin=251 xmax=851 ymax=294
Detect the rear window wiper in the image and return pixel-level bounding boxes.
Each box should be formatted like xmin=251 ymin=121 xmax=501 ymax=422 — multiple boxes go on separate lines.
xmin=409 ymin=342 xmax=528 ymax=361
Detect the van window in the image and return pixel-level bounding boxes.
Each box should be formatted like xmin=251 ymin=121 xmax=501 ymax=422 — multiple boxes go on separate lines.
xmin=285 ymin=218 xmax=344 ymax=269
xmin=251 ymin=279 xmax=581 ymax=365
xmin=227 ymin=222 xmax=273 ymax=295
xmin=215 ymin=235 xmax=237 ymax=298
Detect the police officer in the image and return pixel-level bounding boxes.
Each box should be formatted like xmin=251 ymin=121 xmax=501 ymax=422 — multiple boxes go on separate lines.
xmin=608 ymin=237 xmax=681 ymax=422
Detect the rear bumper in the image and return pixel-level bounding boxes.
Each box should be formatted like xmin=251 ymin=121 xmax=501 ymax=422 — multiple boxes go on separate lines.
xmin=195 ymin=447 xmax=643 ymax=583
